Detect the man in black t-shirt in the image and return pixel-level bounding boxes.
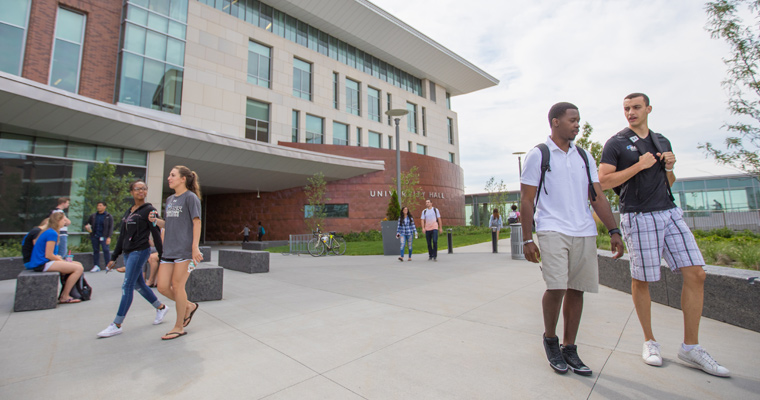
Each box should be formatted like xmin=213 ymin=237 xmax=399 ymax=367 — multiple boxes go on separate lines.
xmin=599 ymin=93 xmax=729 ymax=377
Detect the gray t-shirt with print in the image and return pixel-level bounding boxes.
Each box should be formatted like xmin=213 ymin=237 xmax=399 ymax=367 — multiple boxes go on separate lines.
xmin=162 ymin=191 xmax=201 ymax=259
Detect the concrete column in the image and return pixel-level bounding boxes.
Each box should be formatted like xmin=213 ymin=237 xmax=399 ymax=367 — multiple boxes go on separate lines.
xmin=146 ymin=150 xmax=165 ymax=208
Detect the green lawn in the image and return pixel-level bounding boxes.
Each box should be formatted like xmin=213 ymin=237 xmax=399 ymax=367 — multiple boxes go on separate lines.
xmin=267 ymin=230 xmax=510 ymax=256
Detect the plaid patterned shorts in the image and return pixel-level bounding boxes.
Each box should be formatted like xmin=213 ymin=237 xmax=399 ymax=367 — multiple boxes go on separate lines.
xmin=620 ymin=207 xmax=704 ymax=282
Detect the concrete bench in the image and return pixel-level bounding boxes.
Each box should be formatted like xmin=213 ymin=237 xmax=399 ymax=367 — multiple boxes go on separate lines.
xmin=199 ymin=246 xmax=212 ymax=262
xmin=0 ymin=257 xmax=24 ymax=281
xmin=242 ymin=242 xmax=267 ymax=250
xmin=14 ymin=270 xmax=59 ymax=312
xmin=219 ymin=250 xmax=269 ymax=274
xmin=186 ymin=264 xmax=223 ymax=302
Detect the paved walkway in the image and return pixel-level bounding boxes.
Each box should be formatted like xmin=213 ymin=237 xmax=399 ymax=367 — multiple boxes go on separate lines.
xmin=0 ymin=241 xmax=758 ymax=399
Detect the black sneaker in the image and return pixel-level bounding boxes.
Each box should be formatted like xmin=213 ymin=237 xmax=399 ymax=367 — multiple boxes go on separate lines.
xmin=561 ymin=344 xmax=592 ymax=376
xmin=543 ymin=334 xmax=568 ymax=374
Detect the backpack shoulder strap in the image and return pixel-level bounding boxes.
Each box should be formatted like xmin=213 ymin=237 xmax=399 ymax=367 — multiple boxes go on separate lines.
xmin=575 ymin=145 xmax=598 ymax=201
xmin=535 ymin=144 xmax=551 ymax=208
xmin=649 ymin=131 xmax=675 ymax=201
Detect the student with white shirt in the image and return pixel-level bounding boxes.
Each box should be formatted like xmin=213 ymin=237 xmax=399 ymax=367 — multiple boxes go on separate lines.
xmin=520 ymin=102 xmax=623 ymax=376
xmin=420 ymin=199 xmax=442 ymax=261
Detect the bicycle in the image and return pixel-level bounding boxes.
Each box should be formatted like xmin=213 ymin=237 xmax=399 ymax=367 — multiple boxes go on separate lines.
xmin=307 ymin=227 xmax=346 ymax=256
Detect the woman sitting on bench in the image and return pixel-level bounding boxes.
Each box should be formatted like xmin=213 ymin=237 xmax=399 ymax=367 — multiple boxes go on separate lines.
xmin=28 ymin=212 xmax=85 ymax=304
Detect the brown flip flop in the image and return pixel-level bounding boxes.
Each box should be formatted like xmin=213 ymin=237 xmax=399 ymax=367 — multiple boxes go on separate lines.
xmin=161 ymin=331 xmax=187 ymax=340
xmin=183 ymin=302 xmax=199 ymax=328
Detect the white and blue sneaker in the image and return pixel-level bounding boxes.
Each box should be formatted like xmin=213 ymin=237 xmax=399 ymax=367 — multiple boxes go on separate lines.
xmin=90 ymin=265 xmax=101 ymax=272
xmin=154 ymin=305 xmax=170 ymax=325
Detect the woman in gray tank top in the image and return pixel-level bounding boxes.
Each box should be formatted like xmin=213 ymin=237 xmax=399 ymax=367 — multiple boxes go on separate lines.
xmin=150 ymin=165 xmax=203 ymax=340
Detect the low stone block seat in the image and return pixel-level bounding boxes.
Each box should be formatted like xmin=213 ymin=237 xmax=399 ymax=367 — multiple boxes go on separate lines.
xmin=219 ymin=250 xmax=269 ymax=274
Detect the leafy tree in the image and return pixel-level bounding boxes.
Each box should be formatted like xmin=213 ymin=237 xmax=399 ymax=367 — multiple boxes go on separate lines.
xmin=484 ymin=176 xmax=509 ymax=219
xmin=73 ymin=160 xmax=134 ymax=232
xmin=302 ymin=172 xmax=329 ymax=233
xmin=702 ymin=0 xmax=760 ymax=177
xmin=575 ymin=122 xmax=619 ymax=208
xmin=386 ymin=190 xmax=401 ymax=221
xmin=390 ymin=166 xmax=424 ymax=215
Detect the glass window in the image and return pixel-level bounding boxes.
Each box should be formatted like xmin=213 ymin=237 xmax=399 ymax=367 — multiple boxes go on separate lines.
xmin=49 ymin=8 xmax=86 ymax=93
xmin=292 ymin=110 xmax=299 ymax=142
xmin=406 ymin=102 xmax=417 ymax=133
xmin=0 ymin=133 xmax=33 ymax=153
xmin=248 ymin=41 xmax=271 ymax=88
xmin=421 ymin=107 xmax=427 ymax=136
xmin=726 ymin=189 xmax=749 ymax=210
xmin=705 ymin=178 xmax=729 ymax=190
xmin=368 ymin=87 xmax=380 ymax=122
xmin=683 ymin=181 xmax=705 ymax=191
xmin=387 ymin=135 xmax=393 ymax=150
xmin=447 ymin=118 xmax=454 ymax=144
xmin=387 ymin=93 xmax=392 ymax=125
xmin=34 ymin=137 xmax=66 ymax=157
xmin=122 ymin=149 xmax=147 ymax=166
xmin=408 ymin=141 xmax=412 ymax=152
xmin=417 ymin=144 xmax=427 ymax=155
xmin=368 ymin=131 xmax=381 ymax=148
xmin=356 ymin=127 xmax=362 ymax=146
xmin=305 ymin=115 xmax=323 ymax=144
xmin=705 ymin=190 xmax=727 ymax=211
xmin=446 ymin=92 xmax=451 ymax=109
xmin=0 ymin=0 xmax=31 ymax=75
xmin=293 ymin=58 xmax=312 ymax=100
xmin=333 ymin=122 xmax=348 ymax=145
xmin=346 ymin=78 xmax=360 ymax=116
xmin=304 ymin=204 xmax=348 ymax=218
xmin=67 ymin=142 xmax=96 ymax=160
xmin=259 ymin=3 xmax=273 ymax=31
xmin=96 ymin=146 xmax=123 ymax=163
xmin=429 ymin=81 xmax=436 ymax=102
xmin=333 ymin=72 xmax=339 ymax=109
xmin=245 ymin=99 xmax=270 ymax=142
xmin=683 ymin=191 xmax=706 ymax=211
xmin=449 ymin=152 xmax=455 ymax=163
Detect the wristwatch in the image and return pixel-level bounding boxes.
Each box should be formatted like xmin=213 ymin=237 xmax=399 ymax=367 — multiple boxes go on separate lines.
xmin=608 ymin=228 xmax=621 ymax=237
xmin=522 ymin=239 xmax=534 ymax=245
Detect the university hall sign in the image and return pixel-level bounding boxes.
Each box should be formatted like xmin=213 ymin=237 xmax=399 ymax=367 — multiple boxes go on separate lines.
xmin=369 ymin=190 xmax=445 ymax=199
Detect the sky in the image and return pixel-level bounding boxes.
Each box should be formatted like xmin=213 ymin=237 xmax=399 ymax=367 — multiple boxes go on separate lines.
xmin=371 ymin=0 xmax=743 ymax=194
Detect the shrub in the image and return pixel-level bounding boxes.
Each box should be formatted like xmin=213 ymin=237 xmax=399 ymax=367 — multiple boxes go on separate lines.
xmin=0 ymin=239 xmax=22 ymax=258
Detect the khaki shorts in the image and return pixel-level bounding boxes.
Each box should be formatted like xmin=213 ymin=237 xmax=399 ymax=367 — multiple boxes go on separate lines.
xmin=536 ymin=231 xmax=598 ymax=293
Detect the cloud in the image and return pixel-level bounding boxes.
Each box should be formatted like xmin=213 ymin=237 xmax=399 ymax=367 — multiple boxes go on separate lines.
xmin=373 ymin=0 xmax=741 ymax=193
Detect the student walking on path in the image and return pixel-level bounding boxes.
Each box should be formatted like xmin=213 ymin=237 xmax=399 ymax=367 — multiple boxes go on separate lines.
xmin=599 ymin=93 xmax=730 ymax=377
xmin=150 ymin=166 xmax=203 ymax=340
xmin=98 ymin=181 xmax=169 ymax=338
xmin=85 ymin=202 xmax=114 ymax=272
xmin=421 ymin=199 xmax=442 ymax=261
xmin=396 ymin=207 xmax=417 ymax=262
xmin=520 ymin=102 xmax=623 ymax=376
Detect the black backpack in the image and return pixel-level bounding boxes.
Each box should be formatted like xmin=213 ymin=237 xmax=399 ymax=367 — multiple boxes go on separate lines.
xmin=59 ymin=274 xmax=92 ymax=301
xmin=534 ymin=143 xmax=597 ymax=210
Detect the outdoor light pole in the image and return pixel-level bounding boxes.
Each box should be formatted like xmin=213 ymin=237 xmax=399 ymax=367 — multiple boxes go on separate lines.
xmin=512 ymin=151 xmax=526 ymax=181
xmin=386 ymin=109 xmax=409 ymax=209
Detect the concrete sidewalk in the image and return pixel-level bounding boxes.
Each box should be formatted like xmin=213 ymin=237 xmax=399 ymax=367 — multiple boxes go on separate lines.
xmin=0 ymin=241 xmax=757 ymax=399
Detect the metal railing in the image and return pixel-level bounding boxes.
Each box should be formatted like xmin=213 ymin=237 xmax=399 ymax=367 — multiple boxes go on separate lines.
xmin=288 ymin=234 xmax=312 ymax=255
xmin=682 ymin=209 xmax=760 ymax=232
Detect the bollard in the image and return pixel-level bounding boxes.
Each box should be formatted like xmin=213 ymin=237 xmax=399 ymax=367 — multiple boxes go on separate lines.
xmin=491 ymin=228 xmax=498 ymax=253
xmin=447 ymin=228 xmax=453 ymax=254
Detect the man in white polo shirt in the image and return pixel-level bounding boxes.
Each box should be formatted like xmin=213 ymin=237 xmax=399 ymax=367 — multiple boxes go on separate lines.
xmin=520 ymin=102 xmax=624 ymax=376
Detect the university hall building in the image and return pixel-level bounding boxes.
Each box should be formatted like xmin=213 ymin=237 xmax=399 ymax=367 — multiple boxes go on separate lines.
xmin=0 ymin=0 xmax=498 ymax=242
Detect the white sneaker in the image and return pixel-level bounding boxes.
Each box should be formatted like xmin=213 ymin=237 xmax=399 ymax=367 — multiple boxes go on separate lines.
xmin=97 ymin=323 xmax=122 ymax=338
xmin=678 ymin=344 xmax=730 ymax=377
xmin=90 ymin=265 xmax=101 ymax=272
xmin=642 ymin=340 xmax=662 ymax=366
xmin=154 ymin=305 xmax=170 ymax=325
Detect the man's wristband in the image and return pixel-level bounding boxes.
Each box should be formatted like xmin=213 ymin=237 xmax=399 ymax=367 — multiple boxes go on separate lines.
xmin=608 ymin=228 xmax=621 ymax=237
xmin=665 ymin=167 xmax=674 ymax=172
xmin=522 ymin=239 xmax=534 ymax=245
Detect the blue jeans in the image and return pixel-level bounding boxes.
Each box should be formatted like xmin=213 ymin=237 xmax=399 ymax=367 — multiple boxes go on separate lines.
xmin=57 ymin=234 xmax=68 ymax=256
xmin=114 ymin=248 xmax=161 ymax=325
xmin=91 ymin=236 xmax=110 ymax=267
xmin=425 ymin=230 xmax=439 ymax=259
xmin=399 ymin=234 xmax=413 ymax=257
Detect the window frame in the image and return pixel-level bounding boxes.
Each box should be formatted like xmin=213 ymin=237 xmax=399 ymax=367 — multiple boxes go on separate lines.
xmin=49 ymin=7 xmax=87 ymax=94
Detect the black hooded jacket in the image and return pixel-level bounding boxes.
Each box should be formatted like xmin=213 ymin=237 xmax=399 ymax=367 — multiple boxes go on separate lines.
xmin=111 ymin=203 xmax=162 ymax=261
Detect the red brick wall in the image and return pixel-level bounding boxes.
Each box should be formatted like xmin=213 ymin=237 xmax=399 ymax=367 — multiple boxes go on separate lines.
xmin=23 ymin=0 xmax=122 ymax=103
xmin=205 ymin=144 xmax=465 ymax=241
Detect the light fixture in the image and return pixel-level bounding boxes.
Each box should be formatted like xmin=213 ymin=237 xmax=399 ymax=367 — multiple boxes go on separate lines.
xmin=384 ymin=109 xmax=409 ymax=209
xmin=257 ymin=188 xmax=260 ymax=199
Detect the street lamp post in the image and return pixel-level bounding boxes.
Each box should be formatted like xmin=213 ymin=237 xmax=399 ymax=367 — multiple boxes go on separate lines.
xmin=512 ymin=151 xmax=526 ymax=181
xmin=385 ymin=108 xmax=409 ymax=209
